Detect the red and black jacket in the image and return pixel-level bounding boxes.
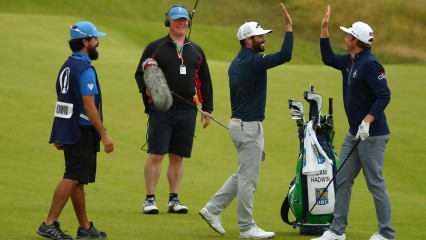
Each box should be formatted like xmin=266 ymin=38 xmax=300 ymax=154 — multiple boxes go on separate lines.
xmin=135 ymin=34 xmax=213 ymax=114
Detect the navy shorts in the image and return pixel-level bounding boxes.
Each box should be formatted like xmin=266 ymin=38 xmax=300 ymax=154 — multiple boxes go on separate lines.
xmin=63 ymin=126 xmax=98 ymax=184
xmin=148 ymin=105 xmax=197 ymax=158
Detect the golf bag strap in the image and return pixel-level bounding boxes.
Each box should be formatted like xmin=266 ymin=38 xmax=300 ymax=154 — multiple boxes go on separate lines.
xmin=280 ymin=195 xmax=296 ymax=226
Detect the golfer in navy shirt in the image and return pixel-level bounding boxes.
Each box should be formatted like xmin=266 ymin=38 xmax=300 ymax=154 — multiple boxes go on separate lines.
xmin=199 ymin=3 xmax=293 ymax=239
xmin=313 ymin=6 xmax=394 ymax=240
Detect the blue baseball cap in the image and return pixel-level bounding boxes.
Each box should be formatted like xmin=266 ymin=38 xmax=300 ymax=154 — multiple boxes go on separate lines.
xmin=167 ymin=6 xmax=189 ymax=20
xmin=70 ymin=21 xmax=107 ymax=40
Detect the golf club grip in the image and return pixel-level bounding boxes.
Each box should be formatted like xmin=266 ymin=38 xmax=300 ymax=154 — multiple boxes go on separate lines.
xmin=329 ymin=98 xmax=333 ymax=116
xmin=198 ymin=109 xmax=229 ymax=129
xmin=300 ymin=138 xmax=361 ymax=226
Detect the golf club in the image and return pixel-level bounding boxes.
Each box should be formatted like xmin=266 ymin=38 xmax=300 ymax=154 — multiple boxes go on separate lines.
xmin=288 ymin=99 xmax=305 ymax=126
xmin=170 ymin=91 xmax=229 ymax=129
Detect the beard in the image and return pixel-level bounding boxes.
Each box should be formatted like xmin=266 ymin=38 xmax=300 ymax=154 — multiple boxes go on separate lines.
xmin=88 ymin=45 xmax=99 ymax=60
xmin=252 ymin=38 xmax=265 ymax=52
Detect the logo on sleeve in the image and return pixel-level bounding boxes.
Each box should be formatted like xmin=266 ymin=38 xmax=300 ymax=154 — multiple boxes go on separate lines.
xmin=88 ymin=84 xmax=94 ymax=90
xmin=378 ymin=72 xmax=386 ymax=80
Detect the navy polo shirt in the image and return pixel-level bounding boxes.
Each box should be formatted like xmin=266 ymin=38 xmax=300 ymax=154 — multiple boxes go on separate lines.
xmin=320 ymin=38 xmax=390 ymax=136
xmin=229 ymin=32 xmax=293 ymax=122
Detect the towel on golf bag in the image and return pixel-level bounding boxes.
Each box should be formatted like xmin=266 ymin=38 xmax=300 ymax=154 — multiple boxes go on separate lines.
xmin=302 ymin=121 xmax=332 ymax=175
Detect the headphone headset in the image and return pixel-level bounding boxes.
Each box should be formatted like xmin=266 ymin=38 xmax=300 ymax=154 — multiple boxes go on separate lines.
xmin=165 ymin=5 xmax=191 ymax=27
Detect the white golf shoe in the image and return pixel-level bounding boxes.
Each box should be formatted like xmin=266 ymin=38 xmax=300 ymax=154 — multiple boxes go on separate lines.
xmin=311 ymin=230 xmax=346 ymax=240
xmin=369 ymin=232 xmax=394 ymax=240
xmin=199 ymin=207 xmax=225 ymax=235
xmin=167 ymin=199 xmax=188 ymax=213
xmin=239 ymin=226 xmax=275 ymax=239
xmin=143 ymin=197 xmax=159 ymax=214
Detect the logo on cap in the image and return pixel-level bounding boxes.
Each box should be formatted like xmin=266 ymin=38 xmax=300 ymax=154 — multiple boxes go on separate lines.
xmin=243 ymin=32 xmax=252 ymax=37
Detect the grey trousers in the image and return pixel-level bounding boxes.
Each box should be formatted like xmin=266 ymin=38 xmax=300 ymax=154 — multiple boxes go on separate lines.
xmin=332 ymin=132 xmax=395 ymax=239
xmin=205 ymin=120 xmax=264 ymax=232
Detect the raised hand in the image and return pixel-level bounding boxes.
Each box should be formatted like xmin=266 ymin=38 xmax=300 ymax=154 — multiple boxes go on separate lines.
xmin=321 ymin=5 xmax=330 ymax=38
xmin=280 ymin=2 xmax=293 ymax=31
xmin=322 ymin=5 xmax=330 ymax=29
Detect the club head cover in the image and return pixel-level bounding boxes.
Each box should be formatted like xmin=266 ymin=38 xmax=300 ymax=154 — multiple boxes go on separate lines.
xmin=142 ymin=58 xmax=173 ymax=112
xmin=304 ymin=91 xmax=322 ymax=125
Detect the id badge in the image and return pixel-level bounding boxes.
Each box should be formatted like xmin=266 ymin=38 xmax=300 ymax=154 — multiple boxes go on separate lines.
xmin=180 ymin=64 xmax=186 ymax=75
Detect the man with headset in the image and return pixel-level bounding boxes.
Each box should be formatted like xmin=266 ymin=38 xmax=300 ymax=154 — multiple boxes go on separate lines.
xmin=135 ymin=6 xmax=213 ymax=214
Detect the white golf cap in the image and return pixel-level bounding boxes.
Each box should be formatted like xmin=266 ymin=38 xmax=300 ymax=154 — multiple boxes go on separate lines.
xmin=340 ymin=21 xmax=374 ymax=45
xmin=237 ymin=22 xmax=272 ymax=40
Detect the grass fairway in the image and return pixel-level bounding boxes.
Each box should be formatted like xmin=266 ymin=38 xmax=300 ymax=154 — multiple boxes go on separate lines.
xmin=1 ymin=12 xmax=426 ymax=240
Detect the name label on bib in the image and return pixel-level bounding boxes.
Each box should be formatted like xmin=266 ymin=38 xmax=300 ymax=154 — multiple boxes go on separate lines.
xmin=54 ymin=101 xmax=73 ymax=119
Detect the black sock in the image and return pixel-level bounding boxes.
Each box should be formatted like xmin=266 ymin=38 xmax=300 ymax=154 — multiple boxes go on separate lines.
xmin=146 ymin=194 xmax=155 ymax=200
xmin=169 ymin=193 xmax=178 ymax=201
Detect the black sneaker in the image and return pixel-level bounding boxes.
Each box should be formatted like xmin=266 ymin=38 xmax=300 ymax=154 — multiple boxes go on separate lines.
xmin=167 ymin=199 xmax=188 ymax=214
xmin=37 ymin=221 xmax=73 ymax=240
xmin=76 ymin=222 xmax=107 ymax=239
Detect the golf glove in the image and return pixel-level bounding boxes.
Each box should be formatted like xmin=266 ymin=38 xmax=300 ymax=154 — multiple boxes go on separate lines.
xmin=356 ymin=120 xmax=370 ymax=140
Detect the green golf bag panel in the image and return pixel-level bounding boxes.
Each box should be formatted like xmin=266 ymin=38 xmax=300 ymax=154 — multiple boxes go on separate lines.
xmin=281 ymin=130 xmax=340 ymax=227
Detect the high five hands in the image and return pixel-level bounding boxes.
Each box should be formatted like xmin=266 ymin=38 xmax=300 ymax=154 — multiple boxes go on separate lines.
xmin=280 ymin=2 xmax=293 ymax=32
xmin=321 ymin=5 xmax=330 ymax=38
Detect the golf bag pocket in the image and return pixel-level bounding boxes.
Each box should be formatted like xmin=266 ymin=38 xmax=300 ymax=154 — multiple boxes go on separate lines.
xmin=306 ymin=165 xmax=335 ymax=215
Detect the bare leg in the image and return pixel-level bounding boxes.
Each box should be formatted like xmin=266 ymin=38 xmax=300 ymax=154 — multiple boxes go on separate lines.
xmin=45 ymin=179 xmax=79 ymax=225
xmin=167 ymin=153 xmax=184 ymax=194
xmin=71 ymin=184 xmax=90 ymax=230
xmin=144 ymin=154 xmax=165 ymax=195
